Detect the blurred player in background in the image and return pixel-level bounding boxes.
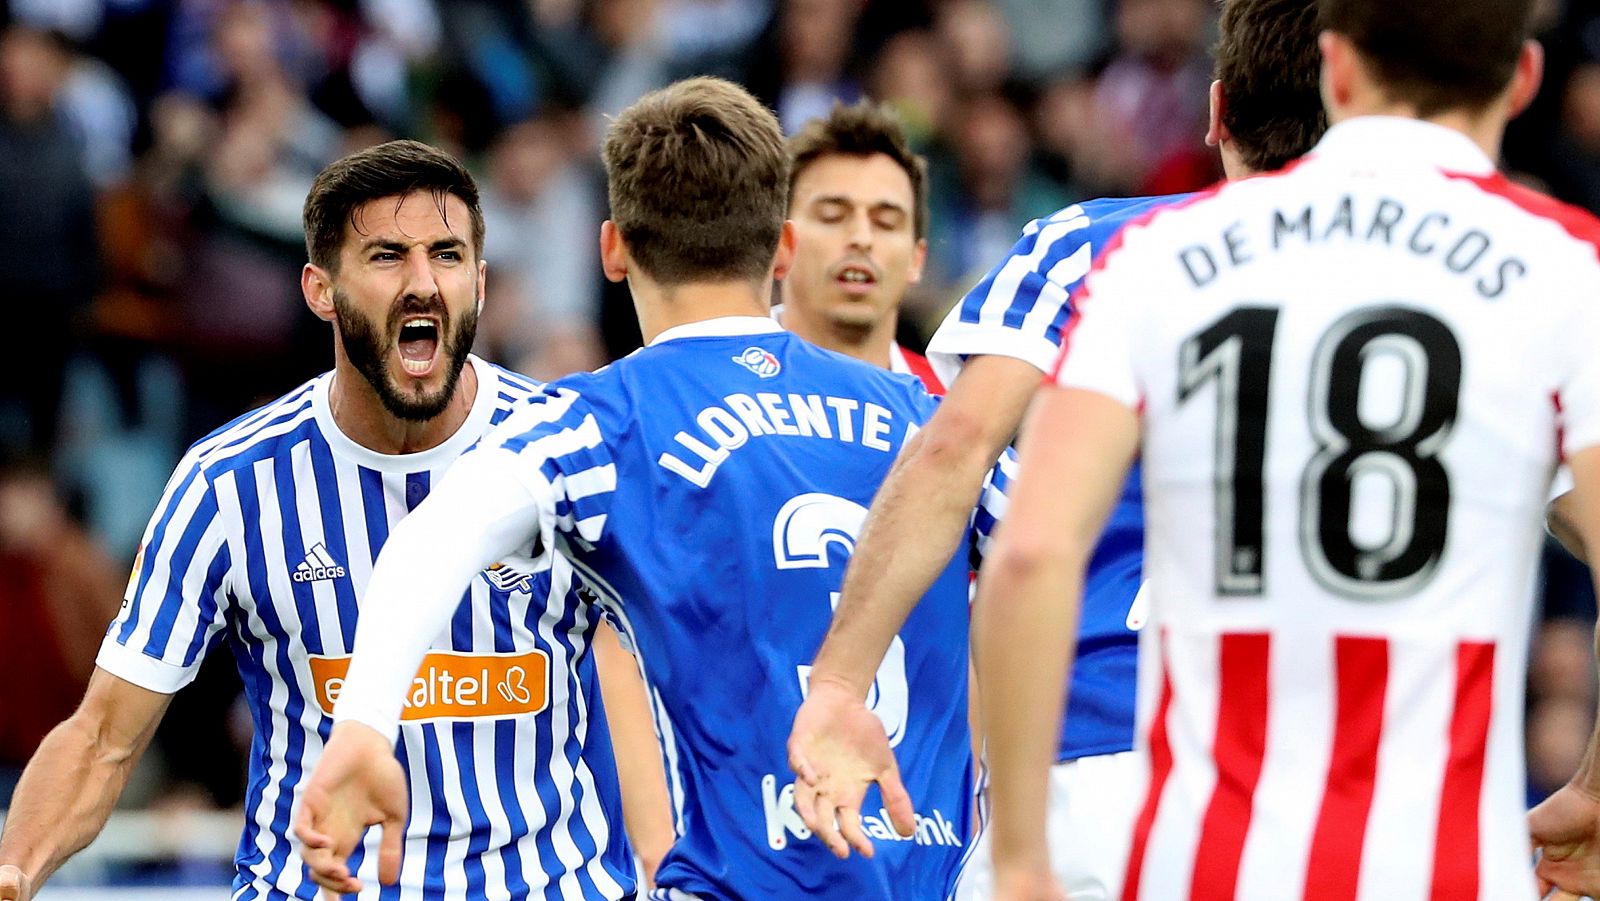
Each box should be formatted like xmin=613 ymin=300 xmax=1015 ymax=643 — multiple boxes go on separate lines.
xmin=0 ymin=141 xmax=635 ymax=901
xmin=818 ymin=0 xmax=1600 ymax=895
xmin=778 ymin=100 xmax=944 ymax=394
xmin=787 ymin=1 xmax=1326 ymax=898
xmin=294 ymin=76 xmax=1008 ymax=900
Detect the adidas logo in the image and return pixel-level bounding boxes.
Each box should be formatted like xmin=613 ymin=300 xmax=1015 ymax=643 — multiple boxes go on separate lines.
xmin=293 ymin=542 xmax=347 ymax=583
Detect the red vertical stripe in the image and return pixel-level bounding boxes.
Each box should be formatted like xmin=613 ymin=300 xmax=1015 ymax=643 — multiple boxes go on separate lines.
xmin=1429 ymin=642 xmax=1495 ymax=901
xmin=1304 ymin=636 xmax=1390 ymax=901
xmin=1189 ymin=633 xmax=1271 ymax=900
xmin=1121 ymin=636 xmax=1176 ymax=901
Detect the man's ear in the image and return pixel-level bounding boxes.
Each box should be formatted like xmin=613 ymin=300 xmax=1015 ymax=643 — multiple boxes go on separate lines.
xmin=907 ymin=237 xmax=928 ymax=286
xmin=302 ymin=264 xmax=337 ymax=323
xmin=1507 ymin=39 xmax=1545 ymax=120
xmin=600 ymin=221 xmax=629 ymax=283
xmin=477 ymin=258 xmax=487 ymax=315
xmin=771 ymin=220 xmax=798 ymax=281
xmin=1206 ymin=79 xmax=1230 ymax=148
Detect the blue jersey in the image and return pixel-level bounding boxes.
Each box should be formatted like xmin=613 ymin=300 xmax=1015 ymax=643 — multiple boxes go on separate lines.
xmin=482 ymin=318 xmax=1006 ymax=900
xmin=99 ymin=358 xmax=634 ymax=900
xmin=927 ymin=194 xmax=1190 ymax=761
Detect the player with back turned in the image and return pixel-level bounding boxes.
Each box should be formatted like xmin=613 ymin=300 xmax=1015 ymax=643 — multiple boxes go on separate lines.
xmin=800 ymin=0 xmax=1600 ymax=897
xmin=293 ymin=77 xmax=1009 ymax=900
xmin=787 ymin=2 xmax=1327 ymax=899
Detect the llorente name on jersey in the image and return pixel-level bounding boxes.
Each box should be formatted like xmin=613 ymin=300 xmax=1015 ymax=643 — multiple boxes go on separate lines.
xmin=1178 ymin=192 xmax=1528 ymax=300
xmin=658 ymin=392 xmax=900 ymax=488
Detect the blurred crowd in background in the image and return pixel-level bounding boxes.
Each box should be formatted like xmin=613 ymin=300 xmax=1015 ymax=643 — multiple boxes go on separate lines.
xmin=2 ymin=0 xmax=1598 ymax=843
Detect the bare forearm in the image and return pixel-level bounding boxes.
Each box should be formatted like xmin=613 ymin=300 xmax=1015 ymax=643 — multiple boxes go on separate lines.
xmin=594 ymin=628 xmax=674 ymax=881
xmin=973 ymin=548 xmax=1080 ymax=872
xmin=810 ymin=431 xmax=995 ymax=693
xmin=0 ymin=716 xmax=146 ymax=885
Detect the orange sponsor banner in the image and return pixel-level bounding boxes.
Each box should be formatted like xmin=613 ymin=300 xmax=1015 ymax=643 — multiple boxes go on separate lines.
xmin=309 ymin=650 xmax=550 ymax=721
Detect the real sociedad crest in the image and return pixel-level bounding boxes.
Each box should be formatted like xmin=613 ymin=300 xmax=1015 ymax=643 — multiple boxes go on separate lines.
xmin=733 ymin=346 xmax=781 ymax=378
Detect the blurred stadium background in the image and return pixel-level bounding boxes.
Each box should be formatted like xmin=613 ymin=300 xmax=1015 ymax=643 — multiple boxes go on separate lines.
xmin=1 ymin=0 xmax=1598 ymax=894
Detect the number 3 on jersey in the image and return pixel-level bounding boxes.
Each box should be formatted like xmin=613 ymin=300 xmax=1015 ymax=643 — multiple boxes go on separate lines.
xmin=1179 ymin=305 xmax=1462 ymax=599
xmin=774 ymin=493 xmax=910 ymax=747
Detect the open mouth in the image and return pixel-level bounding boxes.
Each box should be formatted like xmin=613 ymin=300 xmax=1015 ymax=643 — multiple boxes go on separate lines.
xmin=835 ymin=264 xmax=878 ymax=295
xmin=397 ymin=316 xmax=441 ymax=376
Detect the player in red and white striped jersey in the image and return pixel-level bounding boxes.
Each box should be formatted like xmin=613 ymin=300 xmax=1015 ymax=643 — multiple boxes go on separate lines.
xmin=777 ymin=101 xmax=945 ymax=395
xmin=963 ymin=1 xmax=1600 ymax=899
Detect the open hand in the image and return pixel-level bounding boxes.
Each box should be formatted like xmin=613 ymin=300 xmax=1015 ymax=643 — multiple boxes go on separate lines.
xmin=1530 ymin=782 xmax=1600 ymax=898
xmin=787 ymin=679 xmax=915 ymax=859
xmin=293 ymin=721 xmax=408 ymax=896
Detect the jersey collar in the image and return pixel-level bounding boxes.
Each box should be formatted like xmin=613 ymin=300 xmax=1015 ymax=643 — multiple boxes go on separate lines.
xmin=1309 ymin=116 xmax=1495 ymax=175
xmin=649 ymin=315 xmax=787 ymax=346
xmin=312 ymin=354 xmax=503 ymax=473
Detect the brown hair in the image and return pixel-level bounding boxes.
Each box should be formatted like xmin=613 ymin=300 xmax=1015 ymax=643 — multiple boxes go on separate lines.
xmin=1216 ymin=0 xmax=1328 ymax=173
xmin=787 ymin=100 xmax=929 ymax=240
xmin=1321 ymin=0 xmax=1534 ymax=117
xmin=602 ymin=77 xmax=789 ymax=285
xmin=302 ymin=139 xmax=484 ymax=272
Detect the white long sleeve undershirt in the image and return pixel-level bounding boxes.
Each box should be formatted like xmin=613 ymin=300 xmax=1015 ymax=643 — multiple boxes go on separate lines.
xmin=332 ymin=449 xmax=553 ymax=739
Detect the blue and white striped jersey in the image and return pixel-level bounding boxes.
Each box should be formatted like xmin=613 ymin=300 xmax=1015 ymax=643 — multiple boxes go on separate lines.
xmin=97 ymin=356 xmax=635 ymax=901
xmin=468 ymin=318 xmax=1009 ymax=900
xmin=926 ymin=195 xmax=1189 ymax=762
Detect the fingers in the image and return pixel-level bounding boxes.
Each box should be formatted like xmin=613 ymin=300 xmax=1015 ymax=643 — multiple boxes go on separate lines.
xmin=837 ymin=804 xmax=874 ymax=860
xmin=879 ymin=760 xmax=917 ymax=840
xmin=293 ymin=798 xmax=334 ymax=851
xmin=0 ymin=864 xmax=28 ymax=901
xmin=807 ymin=783 xmax=850 ymax=859
xmin=377 ymin=814 xmax=405 ymax=885
xmin=788 ymin=742 xmax=819 ymax=787
xmin=794 ymin=776 xmax=822 ymax=835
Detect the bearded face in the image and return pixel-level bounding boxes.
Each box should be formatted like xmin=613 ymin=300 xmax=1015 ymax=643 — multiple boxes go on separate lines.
xmin=333 ymin=287 xmax=478 ymax=421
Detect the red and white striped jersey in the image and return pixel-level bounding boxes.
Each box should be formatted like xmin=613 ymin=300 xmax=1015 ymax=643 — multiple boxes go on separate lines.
xmin=1050 ymin=116 xmax=1600 ymax=901
xmin=890 ymin=343 xmax=946 ymax=395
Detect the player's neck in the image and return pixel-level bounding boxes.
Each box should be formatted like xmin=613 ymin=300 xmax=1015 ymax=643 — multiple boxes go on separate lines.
xmin=326 ymin=355 xmax=479 ymax=455
xmin=777 ymin=300 xmax=894 ymax=369
xmin=634 ymin=279 xmax=773 ymax=344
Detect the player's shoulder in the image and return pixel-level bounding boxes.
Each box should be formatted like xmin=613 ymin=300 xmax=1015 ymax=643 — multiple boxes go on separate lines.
xmin=1023 ymin=194 xmax=1199 ymax=246
xmin=182 ymin=373 xmax=326 ymax=478
xmin=1438 ymin=170 xmax=1600 ymax=258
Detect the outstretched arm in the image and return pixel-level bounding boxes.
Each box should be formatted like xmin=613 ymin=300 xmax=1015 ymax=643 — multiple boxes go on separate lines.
xmin=1531 ymin=447 xmax=1600 ymax=897
xmin=973 ymin=387 xmax=1137 ymax=896
xmin=0 ymin=670 xmax=172 ymax=900
xmin=786 ymin=355 xmax=1038 ymax=857
xmin=295 ymin=449 xmax=547 ymax=895
xmin=593 ymin=625 xmax=675 ymax=886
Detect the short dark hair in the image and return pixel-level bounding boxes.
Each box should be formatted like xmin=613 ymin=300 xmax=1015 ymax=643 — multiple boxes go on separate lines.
xmin=602 ymin=77 xmax=789 ymax=285
xmin=302 ymin=139 xmax=484 ymax=272
xmin=1216 ymin=0 xmax=1327 ymax=172
xmin=787 ymin=101 xmax=929 ymax=240
xmin=1321 ymin=0 xmax=1534 ymax=117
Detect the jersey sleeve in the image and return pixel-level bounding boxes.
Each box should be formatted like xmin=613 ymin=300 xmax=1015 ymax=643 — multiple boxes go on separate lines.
xmin=925 ymin=208 xmax=1094 ymax=376
xmin=95 ymin=449 xmax=231 ymax=693
xmin=1047 ymin=246 xmax=1146 ymax=411
xmin=969 ymin=446 xmax=1018 ymax=566
xmin=485 ymin=385 xmax=619 ymax=553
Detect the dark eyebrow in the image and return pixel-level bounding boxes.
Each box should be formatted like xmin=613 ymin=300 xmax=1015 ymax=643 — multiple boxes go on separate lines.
xmin=360 ymin=237 xmax=467 ymax=254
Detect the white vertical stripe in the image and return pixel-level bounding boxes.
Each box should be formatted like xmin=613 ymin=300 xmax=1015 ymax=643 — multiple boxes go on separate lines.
xmin=1357 ymin=637 xmax=1451 ymax=900
xmin=1137 ymin=629 xmax=1220 ymax=901
xmin=1235 ymin=630 xmax=1333 ymax=899
xmin=566 ymin=598 xmax=628 ymax=899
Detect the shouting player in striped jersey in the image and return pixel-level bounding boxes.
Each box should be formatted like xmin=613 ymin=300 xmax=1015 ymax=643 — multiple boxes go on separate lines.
xmin=969 ymin=0 xmax=1600 ymax=897
xmin=787 ymin=1 xmax=1325 ymax=898
xmin=297 ymin=77 xmax=1009 ymax=900
xmin=776 ymin=101 xmax=945 ymax=395
xmin=0 ymin=142 xmax=635 ymax=901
